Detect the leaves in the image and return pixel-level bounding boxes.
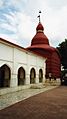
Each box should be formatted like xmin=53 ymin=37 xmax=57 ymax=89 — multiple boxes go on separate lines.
xmin=57 ymin=39 xmax=67 ymax=69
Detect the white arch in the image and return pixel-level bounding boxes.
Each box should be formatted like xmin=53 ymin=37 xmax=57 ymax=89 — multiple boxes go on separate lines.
xmin=39 ymin=68 xmax=43 ymax=83
xmin=0 ymin=63 xmax=12 ymax=71
xmin=17 ymin=66 xmax=26 ymax=85
xmin=30 ymin=67 xmax=36 ymax=84
xmin=16 ymin=64 xmax=26 ymax=74
xmin=0 ymin=64 xmax=11 ymax=87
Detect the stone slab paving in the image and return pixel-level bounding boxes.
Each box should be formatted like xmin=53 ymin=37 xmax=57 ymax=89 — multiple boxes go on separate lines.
xmin=0 ymin=86 xmax=57 ymax=110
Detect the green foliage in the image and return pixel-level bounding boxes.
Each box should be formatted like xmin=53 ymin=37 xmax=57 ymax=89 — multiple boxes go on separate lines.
xmin=61 ymin=69 xmax=67 ymax=77
xmin=57 ymin=39 xmax=67 ymax=69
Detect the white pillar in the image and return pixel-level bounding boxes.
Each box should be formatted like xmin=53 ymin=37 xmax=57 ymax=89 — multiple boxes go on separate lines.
xmin=42 ymin=74 xmax=46 ymax=83
xmin=10 ymin=73 xmax=17 ymax=87
xmin=25 ymin=74 xmax=30 ymax=85
xmin=36 ymin=74 xmax=39 ymax=84
xmin=56 ymin=78 xmax=61 ymax=85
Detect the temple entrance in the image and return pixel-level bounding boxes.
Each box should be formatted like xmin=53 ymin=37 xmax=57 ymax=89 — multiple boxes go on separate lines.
xmin=30 ymin=68 xmax=36 ymax=84
xmin=0 ymin=64 xmax=11 ymax=88
xmin=18 ymin=67 xmax=25 ymax=85
xmin=39 ymin=69 xmax=43 ymax=83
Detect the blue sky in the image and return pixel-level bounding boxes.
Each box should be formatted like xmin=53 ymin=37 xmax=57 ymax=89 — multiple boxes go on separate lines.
xmin=0 ymin=0 xmax=67 ymax=47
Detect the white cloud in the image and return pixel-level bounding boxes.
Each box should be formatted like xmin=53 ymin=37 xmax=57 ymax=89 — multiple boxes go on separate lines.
xmin=45 ymin=5 xmax=67 ymax=46
xmin=0 ymin=12 xmax=17 ymax=33
xmin=46 ymin=0 xmax=67 ymax=10
xmin=0 ymin=11 xmax=36 ymax=47
xmin=11 ymin=0 xmax=27 ymax=5
xmin=0 ymin=33 xmax=17 ymax=44
xmin=0 ymin=0 xmax=4 ymax=7
xmin=15 ymin=12 xmax=35 ymax=38
xmin=0 ymin=0 xmax=67 ymax=47
xmin=6 ymin=0 xmax=22 ymax=6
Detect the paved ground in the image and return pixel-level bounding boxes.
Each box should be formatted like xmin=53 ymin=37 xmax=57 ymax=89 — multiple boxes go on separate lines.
xmin=0 ymin=85 xmax=56 ymax=110
xmin=0 ymin=86 xmax=67 ymax=119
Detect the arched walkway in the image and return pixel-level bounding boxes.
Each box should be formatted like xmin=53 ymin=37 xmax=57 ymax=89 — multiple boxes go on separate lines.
xmin=0 ymin=64 xmax=11 ymax=88
xmin=39 ymin=69 xmax=43 ymax=83
xmin=30 ymin=68 xmax=36 ymax=84
xmin=18 ymin=67 xmax=25 ymax=85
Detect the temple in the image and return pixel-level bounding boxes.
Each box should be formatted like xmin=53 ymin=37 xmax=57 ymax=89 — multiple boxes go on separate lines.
xmin=27 ymin=20 xmax=61 ymax=81
xmin=0 ymin=15 xmax=61 ymax=95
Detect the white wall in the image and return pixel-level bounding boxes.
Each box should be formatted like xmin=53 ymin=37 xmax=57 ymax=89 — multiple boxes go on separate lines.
xmin=0 ymin=41 xmax=46 ymax=88
xmin=0 ymin=43 xmax=13 ymax=62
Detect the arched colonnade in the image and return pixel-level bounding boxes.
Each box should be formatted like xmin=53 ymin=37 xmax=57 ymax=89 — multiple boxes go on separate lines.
xmin=0 ymin=64 xmax=44 ymax=88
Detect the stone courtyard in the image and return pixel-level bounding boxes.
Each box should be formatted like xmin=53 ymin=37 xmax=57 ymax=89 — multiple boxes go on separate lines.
xmin=0 ymin=86 xmax=67 ymax=119
xmin=0 ymin=85 xmax=56 ymax=110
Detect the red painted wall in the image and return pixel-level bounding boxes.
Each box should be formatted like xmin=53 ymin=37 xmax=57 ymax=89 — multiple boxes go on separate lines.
xmin=51 ymin=52 xmax=61 ymax=78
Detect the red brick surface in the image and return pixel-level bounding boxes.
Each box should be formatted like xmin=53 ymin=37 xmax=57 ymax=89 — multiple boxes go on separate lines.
xmin=0 ymin=86 xmax=67 ymax=119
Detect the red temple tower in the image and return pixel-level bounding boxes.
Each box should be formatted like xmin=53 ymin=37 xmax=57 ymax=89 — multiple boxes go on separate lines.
xmin=27 ymin=20 xmax=61 ymax=80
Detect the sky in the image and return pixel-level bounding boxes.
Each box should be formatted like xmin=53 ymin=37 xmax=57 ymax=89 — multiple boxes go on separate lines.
xmin=0 ymin=0 xmax=67 ymax=48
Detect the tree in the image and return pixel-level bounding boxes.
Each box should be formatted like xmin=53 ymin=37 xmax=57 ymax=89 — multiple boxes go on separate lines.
xmin=57 ymin=39 xmax=67 ymax=69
